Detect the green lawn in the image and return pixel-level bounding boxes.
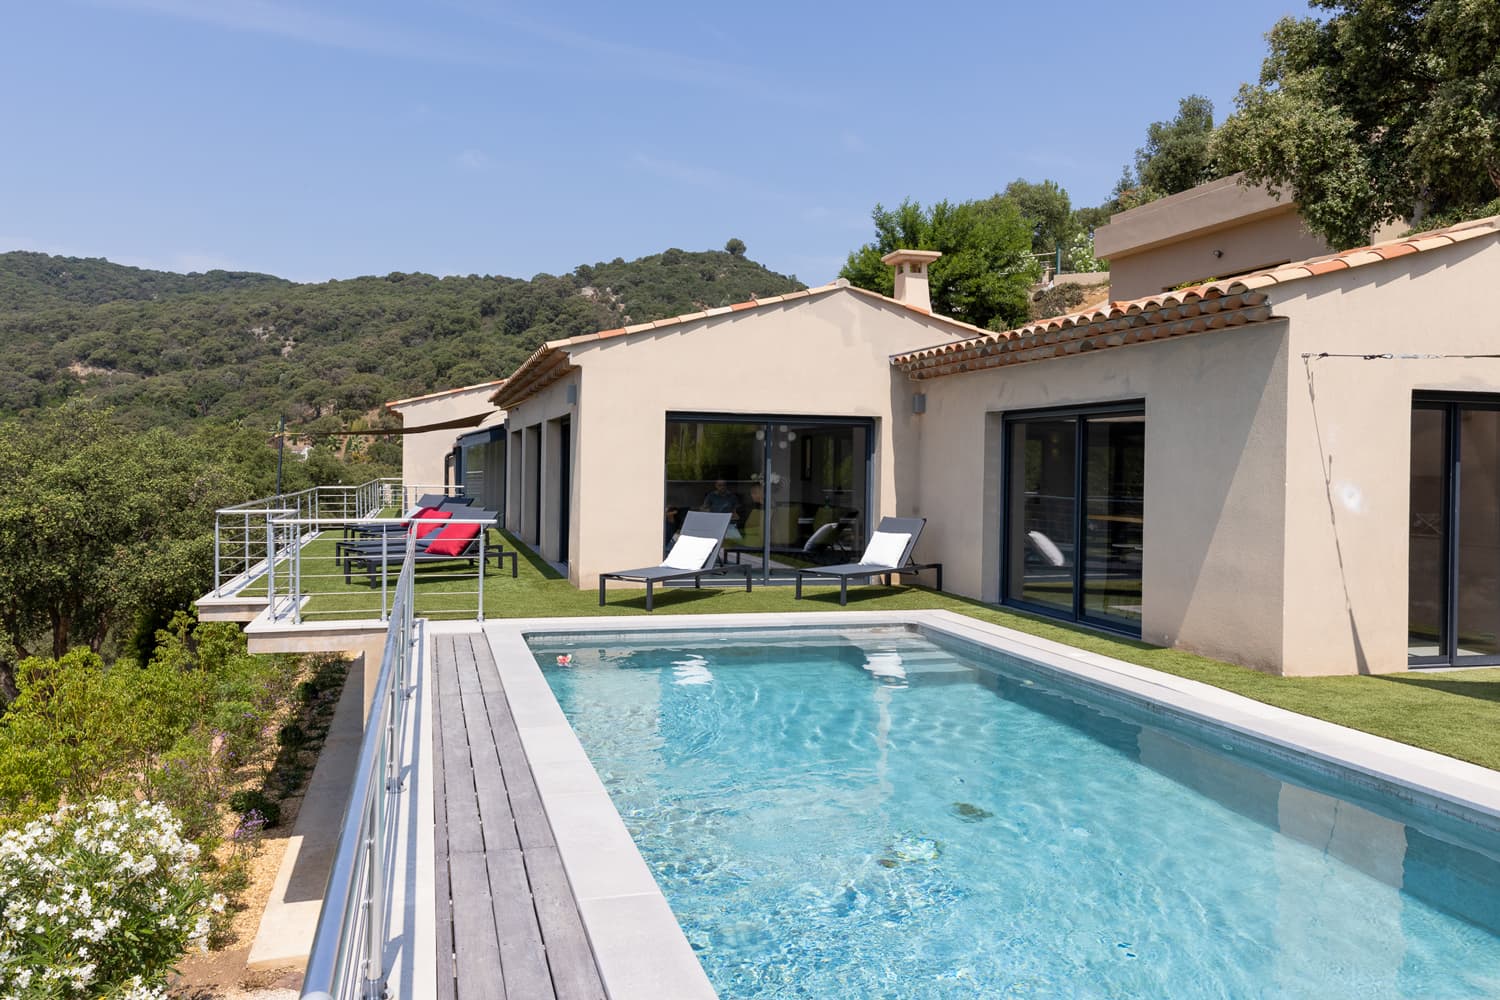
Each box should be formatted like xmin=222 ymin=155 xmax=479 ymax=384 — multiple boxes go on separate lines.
xmin=279 ymin=528 xmax=1500 ymax=772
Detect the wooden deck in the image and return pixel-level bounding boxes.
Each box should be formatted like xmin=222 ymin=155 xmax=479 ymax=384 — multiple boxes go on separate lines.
xmin=432 ymin=633 xmax=606 ymax=1000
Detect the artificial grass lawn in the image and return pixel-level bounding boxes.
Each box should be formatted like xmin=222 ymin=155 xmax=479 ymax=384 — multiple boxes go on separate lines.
xmin=277 ymin=529 xmax=1500 ymax=772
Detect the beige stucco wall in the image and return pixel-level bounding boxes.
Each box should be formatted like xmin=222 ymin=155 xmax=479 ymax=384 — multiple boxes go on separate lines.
xmin=913 ymin=324 xmax=1293 ymax=672
xmin=1276 ymin=236 xmax=1500 ymax=675
xmin=503 ymin=289 xmax=955 ymax=587
xmin=387 ymin=385 xmax=504 ymax=492
xmin=1108 ymin=209 xmax=1331 ymax=300
xmin=1095 ymin=175 xmax=1333 ymax=300
xmin=914 ymin=232 xmax=1500 ymax=676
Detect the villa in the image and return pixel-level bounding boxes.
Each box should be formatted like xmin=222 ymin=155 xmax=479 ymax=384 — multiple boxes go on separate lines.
xmin=391 ymin=180 xmax=1500 ymax=676
xmin=192 ymin=180 xmax=1500 ymax=1000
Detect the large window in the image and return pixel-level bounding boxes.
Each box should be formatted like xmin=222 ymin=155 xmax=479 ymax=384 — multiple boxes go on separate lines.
xmin=1005 ymin=405 xmax=1144 ymax=633
xmin=664 ymin=415 xmax=872 ymax=582
xmin=1409 ymin=396 xmax=1500 ymax=666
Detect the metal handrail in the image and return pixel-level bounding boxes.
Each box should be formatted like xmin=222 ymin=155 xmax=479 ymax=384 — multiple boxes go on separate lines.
xmin=210 ymin=481 xmax=462 ymax=596
xmin=300 ymin=531 xmax=418 ymax=1000
xmin=265 ymin=515 xmax=499 ymax=624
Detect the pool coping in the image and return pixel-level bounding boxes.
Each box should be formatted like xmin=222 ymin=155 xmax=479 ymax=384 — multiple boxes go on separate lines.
xmin=483 ymin=609 xmax=1500 ymax=999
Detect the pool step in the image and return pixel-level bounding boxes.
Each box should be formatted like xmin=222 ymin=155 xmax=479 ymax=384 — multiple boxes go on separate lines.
xmin=861 ymin=648 xmax=977 ymax=686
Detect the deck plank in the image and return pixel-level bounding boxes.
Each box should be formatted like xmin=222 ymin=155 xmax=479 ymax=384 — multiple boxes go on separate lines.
xmin=480 ymin=667 xmax=555 ymax=850
xmin=430 ymin=636 xmax=458 ymax=1000
xmin=453 ymin=636 xmax=522 ymax=853
xmin=449 ymin=852 xmax=506 ymax=1000
xmin=525 ymin=847 xmax=608 ymax=1000
xmin=487 ymin=847 xmax=555 ymax=999
xmin=438 ymin=644 xmax=484 ymax=856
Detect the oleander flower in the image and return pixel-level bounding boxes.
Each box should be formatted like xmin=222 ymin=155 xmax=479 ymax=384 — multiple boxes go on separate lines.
xmin=0 ymin=799 xmax=214 ymax=998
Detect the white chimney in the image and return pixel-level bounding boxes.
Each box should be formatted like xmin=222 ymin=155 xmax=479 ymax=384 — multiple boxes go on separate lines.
xmin=881 ymin=249 xmax=942 ymax=311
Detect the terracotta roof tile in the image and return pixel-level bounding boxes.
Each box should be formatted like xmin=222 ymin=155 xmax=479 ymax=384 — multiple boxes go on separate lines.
xmin=892 ymin=212 xmax=1500 ymax=380
xmin=492 ymin=280 xmax=994 ymax=408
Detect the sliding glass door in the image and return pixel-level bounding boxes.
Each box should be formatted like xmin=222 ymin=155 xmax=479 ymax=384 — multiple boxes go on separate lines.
xmin=664 ymin=414 xmax=872 ymax=582
xmin=1006 ymin=405 xmax=1145 ymax=634
xmin=1409 ymin=397 xmax=1500 ymax=665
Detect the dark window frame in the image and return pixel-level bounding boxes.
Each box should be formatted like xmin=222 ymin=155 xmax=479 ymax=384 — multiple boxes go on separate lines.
xmin=664 ymin=412 xmax=876 ymax=583
xmin=1409 ymin=392 xmax=1500 ymax=667
xmin=1001 ymin=400 xmax=1146 ymax=637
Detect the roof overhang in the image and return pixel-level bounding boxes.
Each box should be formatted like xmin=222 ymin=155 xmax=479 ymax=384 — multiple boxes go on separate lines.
xmin=385 ymin=378 xmax=506 ymax=411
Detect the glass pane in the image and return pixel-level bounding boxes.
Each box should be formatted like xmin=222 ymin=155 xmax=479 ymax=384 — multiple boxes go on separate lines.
xmin=1008 ymin=419 xmax=1076 ymax=612
xmin=766 ymin=422 xmax=869 ymax=574
xmin=1408 ymin=408 xmax=1447 ymax=658
xmin=1083 ymin=415 xmax=1145 ymax=625
xmin=1456 ymin=409 xmax=1500 ymax=658
xmin=664 ymin=420 xmax=764 ymax=559
xmin=462 ymin=442 xmax=485 ymax=501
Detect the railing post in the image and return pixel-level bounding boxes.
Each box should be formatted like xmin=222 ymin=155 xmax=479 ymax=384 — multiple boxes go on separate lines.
xmin=244 ymin=512 xmax=251 ymax=576
xmin=266 ymin=517 xmax=276 ymax=619
xmin=293 ymin=520 xmax=303 ymax=626
xmin=214 ymin=514 xmax=221 ymax=595
xmin=362 ymin=794 xmax=384 ymax=1000
xmin=380 ymin=532 xmax=389 ymax=623
xmin=477 ymin=527 xmax=486 ymax=623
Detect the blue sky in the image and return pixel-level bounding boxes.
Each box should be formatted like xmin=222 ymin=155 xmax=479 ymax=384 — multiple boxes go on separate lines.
xmin=2 ymin=0 xmax=1304 ymax=285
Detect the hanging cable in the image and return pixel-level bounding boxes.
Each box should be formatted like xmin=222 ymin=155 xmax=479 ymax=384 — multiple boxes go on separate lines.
xmin=1301 ymin=352 xmax=1500 ymax=361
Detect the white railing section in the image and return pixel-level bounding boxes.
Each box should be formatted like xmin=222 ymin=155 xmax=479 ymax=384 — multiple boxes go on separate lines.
xmin=263 ymin=513 xmax=509 ymax=624
xmin=211 ymin=480 xmax=463 ymax=598
xmin=300 ymin=534 xmax=418 ymax=1000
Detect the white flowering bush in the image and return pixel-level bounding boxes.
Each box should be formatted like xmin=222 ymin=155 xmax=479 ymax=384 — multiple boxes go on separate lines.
xmin=0 ymin=799 xmax=222 ymax=999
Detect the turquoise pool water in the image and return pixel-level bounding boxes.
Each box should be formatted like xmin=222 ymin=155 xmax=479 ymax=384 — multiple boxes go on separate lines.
xmin=532 ymin=626 xmax=1500 ymax=999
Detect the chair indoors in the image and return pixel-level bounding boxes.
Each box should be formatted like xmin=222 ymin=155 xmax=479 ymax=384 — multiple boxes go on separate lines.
xmin=598 ymin=511 xmax=752 ymax=611
xmin=793 ymin=516 xmax=943 ymax=605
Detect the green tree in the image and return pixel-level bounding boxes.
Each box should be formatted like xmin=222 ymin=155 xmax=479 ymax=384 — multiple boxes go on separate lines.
xmin=1213 ymin=0 xmax=1500 ymax=248
xmin=1003 ymin=179 xmax=1075 ymax=258
xmin=1135 ymin=95 xmax=1218 ymax=196
xmin=840 ymin=197 xmax=1039 ymax=331
xmin=0 ymin=406 xmax=255 ymax=694
xmin=724 ymin=237 xmax=747 ymax=257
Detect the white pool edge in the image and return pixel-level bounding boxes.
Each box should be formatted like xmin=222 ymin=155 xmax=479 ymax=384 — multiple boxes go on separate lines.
xmin=483 ymin=610 xmax=1500 ymax=999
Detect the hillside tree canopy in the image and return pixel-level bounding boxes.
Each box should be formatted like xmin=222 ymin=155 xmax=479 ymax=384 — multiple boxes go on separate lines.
xmin=1213 ymin=0 xmax=1500 ymax=248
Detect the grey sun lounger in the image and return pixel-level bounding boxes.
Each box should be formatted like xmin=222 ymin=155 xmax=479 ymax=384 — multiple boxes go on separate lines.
xmin=598 ymin=511 xmax=751 ymax=611
xmin=793 ymin=516 xmax=943 ymax=605
xmin=343 ymin=495 xmax=474 ymax=540
xmin=338 ymin=509 xmax=516 ymax=582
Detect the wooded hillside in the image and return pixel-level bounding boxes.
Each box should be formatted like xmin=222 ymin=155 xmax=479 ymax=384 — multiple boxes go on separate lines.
xmin=0 ymin=249 xmax=803 ymax=433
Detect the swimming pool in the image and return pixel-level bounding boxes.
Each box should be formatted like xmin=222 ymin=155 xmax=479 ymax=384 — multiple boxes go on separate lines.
xmin=528 ymin=622 xmax=1500 ymax=999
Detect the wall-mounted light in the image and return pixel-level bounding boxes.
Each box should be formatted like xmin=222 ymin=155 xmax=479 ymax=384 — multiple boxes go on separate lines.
xmin=912 ymin=393 xmax=927 ymax=414
xmin=1212 ymin=249 xmax=1224 ymax=259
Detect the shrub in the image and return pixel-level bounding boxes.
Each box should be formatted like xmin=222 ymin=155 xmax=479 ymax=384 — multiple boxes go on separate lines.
xmin=227 ymin=790 xmax=281 ymax=829
xmin=0 ymin=799 xmax=222 ymax=999
xmin=144 ymin=735 xmax=225 ymax=848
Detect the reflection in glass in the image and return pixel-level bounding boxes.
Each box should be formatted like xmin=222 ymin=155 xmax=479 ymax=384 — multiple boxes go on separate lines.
xmin=663 ymin=421 xmax=763 ymax=558
xmin=663 ymin=417 xmax=870 ymax=580
xmin=767 ymin=422 xmax=869 ymax=569
xmin=1008 ymin=419 xmax=1077 ymax=612
xmin=1083 ymin=415 xmax=1145 ymax=624
xmin=1408 ymin=409 xmax=1446 ymax=658
xmin=1456 ymin=409 xmax=1500 ymax=657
